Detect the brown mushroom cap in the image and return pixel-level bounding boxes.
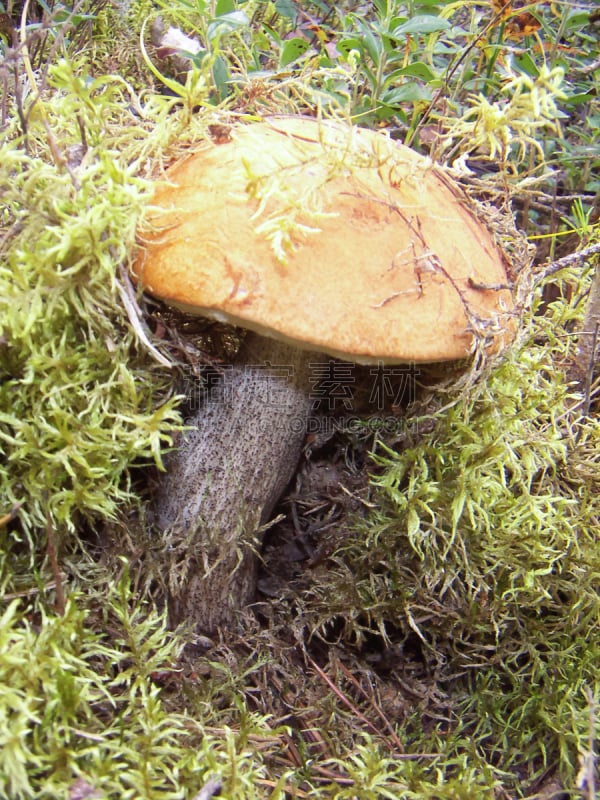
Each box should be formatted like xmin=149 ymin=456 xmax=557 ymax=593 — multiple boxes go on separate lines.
xmin=134 ymin=116 xmax=514 ymax=363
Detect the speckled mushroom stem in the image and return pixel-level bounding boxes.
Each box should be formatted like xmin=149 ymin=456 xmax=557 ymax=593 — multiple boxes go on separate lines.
xmin=154 ymin=333 xmax=314 ymax=632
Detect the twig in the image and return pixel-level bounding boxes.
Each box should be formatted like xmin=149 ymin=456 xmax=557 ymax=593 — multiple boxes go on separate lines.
xmin=308 ymin=656 xmax=385 ymax=743
xmin=191 ymin=777 xmax=222 ymax=800
xmin=581 ymin=323 xmax=600 ymax=417
xmin=568 ymin=252 xmax=600 ymax=411
xmin=20 ymin=0 xmax=87 ymax=136
xmin=0 ymin=502 xmax=23 ymax=528
xmin=308 ymin=656 xmax=437 ymax=760
xmin=579 ymin=58 xmax=600 ymax=75
xmin=118 ymin=265 xmax=174 ymax=368
xmin=577 ymin=688 xmax=597 ymax=800
xmin=46 ymin=510 xmax=66 ymax=615
xmin=539 ymin=243 xmax=600 ymax=279
xmin=334 ymin=656 xmax=406 ymax=753
xmin=408 ymin=4 xmax=511 ymax=148
xmin=2 ymin=577 xmax=66 ymax=602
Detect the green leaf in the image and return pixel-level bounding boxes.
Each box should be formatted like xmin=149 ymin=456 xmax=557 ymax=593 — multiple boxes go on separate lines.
xmin=207 ymin=10 xmax=249 ymax=42
xmin=391 ymin=15 xmax=451 ymax=36
xmin=513 ymin=52 xmax=540 ymax=77
xmin=274 ymin=0 xmax=297 ymax=18
xmin=280 ymin=37 xmax=310 ymax=67
xmin=382 ymin=82 xmax=432 ymax=105
xmin=336 ymin=36 xmax=364 ymax=57
xmin=215 ymin=0 xmax=235 ymax=14
xmin=564 ymin=92 xmax=597 ymax=107
xmin=393 ymin=61 xmax=437 ymax=82
xmin=212 ymin=54 xmax=230 ymax=96
xmin=352 ymin=18 xmax=383 ymax=62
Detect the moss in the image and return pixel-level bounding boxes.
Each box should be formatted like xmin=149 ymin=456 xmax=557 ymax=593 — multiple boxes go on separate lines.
xmin=0 ymin=62 xmax=184 ymax=544
xmin=0 ymin=574 xmax=291 ymax=799
xmin=0 ymin=9 xmax=297 ymax=795
xmin=1 ymin=1 xmax=599 ymax=796
xmin=299 ymin=272 xmax=600 ymax=791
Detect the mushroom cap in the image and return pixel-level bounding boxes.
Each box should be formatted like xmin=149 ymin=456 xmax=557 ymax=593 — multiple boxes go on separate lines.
xmin=134 ymin=116 xmax=514 ymax=363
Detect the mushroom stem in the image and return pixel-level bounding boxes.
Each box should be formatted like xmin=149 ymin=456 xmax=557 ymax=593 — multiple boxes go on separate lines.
xmin=154 ymin=333 xmax=314 ymax=632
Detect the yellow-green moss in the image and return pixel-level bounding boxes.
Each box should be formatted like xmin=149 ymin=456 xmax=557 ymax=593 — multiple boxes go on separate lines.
xmin=1 ymin=1 xmax=599 ymax=797
xmin=301 ymin=271 xmax=600 ymax=791
xmin=0 ymin=104 xmax=180 ymax=539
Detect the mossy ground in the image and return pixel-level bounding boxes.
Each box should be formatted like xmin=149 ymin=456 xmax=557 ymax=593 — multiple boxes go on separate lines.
xmin=0 ymin=1 xmax=599 ymax=798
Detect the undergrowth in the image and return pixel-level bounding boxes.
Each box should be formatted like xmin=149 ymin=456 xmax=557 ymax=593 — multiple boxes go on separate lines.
xmin=0 ymin=573 xmax=290 ymax=799
xmin=301 ymin=279 xmax=600 ymax=794
xmin=0 ymin=0 xmax=599 ymax=798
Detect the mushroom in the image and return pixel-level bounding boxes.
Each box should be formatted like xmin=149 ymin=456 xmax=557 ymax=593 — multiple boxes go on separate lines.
xmin=133 ymin=116 xmax=514 ymax=632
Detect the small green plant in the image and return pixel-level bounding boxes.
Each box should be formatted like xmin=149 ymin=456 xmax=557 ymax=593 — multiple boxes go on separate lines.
xmin=0 ymin=572 xmax=291 ymax=799
xmin=297 ymin=265 xmax=600 ymax=793
xmin=440 ymin=62 xmax=568 ymax=164
xmin=1 ymin=1 xmax=599 ymax=797
xmin=0 ymin=99 xmax=180 ymax=542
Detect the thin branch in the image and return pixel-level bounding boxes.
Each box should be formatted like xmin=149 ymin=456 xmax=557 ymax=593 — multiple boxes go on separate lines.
xmin=334 ymin=656 xmax=406 ymax=753
xmin=0 ymin=502 xmax=23 ymax=528
xmin=191 ymin=777 xmax=223 ymax=800
xmin=308 ymin=656 xmax=438 ymax=760
xmin=118 ymin=265 xmax=174 ymax=369
xmin=539 ymin=243 xmax=600 ymax=279
xmin=46 ymin=510 xmax=66 ymax=616
xmin=309 ymin=656 xmax=389 ymax=742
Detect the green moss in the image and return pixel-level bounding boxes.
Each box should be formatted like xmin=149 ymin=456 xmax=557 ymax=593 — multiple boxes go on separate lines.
xmin=1 ymin=2 xmax=599 ymax=796
xmin=0 ymin=14 xmax=298 ymax=795
xmin=0 ymin=67 xmax=183 ymax=541
xmin=300 ymin=274 xmax=600 ymax=792
xmin=0 ymin=574 xmax=291 ymax=799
